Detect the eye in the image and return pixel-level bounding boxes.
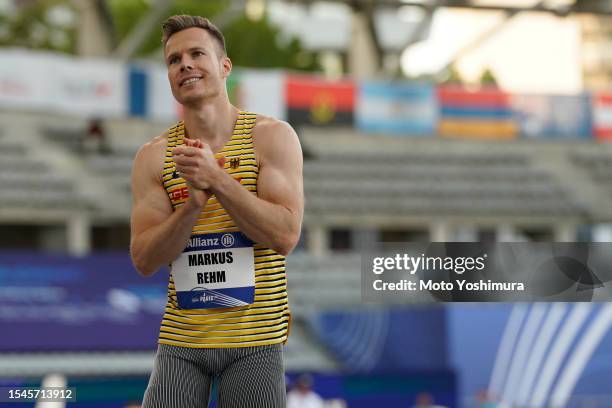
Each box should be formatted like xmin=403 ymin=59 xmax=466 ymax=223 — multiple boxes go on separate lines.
xmin=168 ymin=56 xmax=179 ymax=65
xmin=193 ymin=51 xmax=205 ymax=58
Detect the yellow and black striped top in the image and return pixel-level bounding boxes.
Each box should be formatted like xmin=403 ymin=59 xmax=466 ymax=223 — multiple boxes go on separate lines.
xmin=160 ymin=111 xmax=290 ymax=348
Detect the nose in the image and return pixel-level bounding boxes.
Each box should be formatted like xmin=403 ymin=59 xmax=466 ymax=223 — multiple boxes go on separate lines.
xmin=180 ymin=57 xmax=193 ymax=72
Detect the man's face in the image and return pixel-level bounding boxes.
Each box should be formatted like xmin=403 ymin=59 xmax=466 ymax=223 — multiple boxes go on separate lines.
xmin=164 ymin=27 xmax=231 ymax=106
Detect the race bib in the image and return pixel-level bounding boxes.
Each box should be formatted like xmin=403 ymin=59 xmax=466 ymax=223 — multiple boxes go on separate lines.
xmin=172 ymin=231 xmax=255 ymax=310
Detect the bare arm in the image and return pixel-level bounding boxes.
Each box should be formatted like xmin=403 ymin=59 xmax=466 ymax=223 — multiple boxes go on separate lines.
xmin=214 ymin=120 xmax=304 ymax=254
xmin=129 ymin=137 xmax=211 ymax=276
xmin=173 ymin=119 xmax=304 ymax=255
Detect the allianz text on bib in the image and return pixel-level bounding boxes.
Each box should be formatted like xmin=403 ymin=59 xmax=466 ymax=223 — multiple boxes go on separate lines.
xmin=172 ymin=231 xmax=255 ymax=309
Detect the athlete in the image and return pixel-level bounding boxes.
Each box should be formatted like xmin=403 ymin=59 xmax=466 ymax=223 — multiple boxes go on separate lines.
xmin=129 ymin=15 xmax=304 ymax=408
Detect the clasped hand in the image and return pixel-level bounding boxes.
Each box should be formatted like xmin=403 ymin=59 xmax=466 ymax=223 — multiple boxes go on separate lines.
xmin=173 ymin=138 xmax=226 ymax=191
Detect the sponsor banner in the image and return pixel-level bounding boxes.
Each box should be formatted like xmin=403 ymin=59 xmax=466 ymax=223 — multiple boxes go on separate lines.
xmin=129 ymin=65 xmax=148 ymax=117
xmin=0 ymin=251 xmax=168 ymax=351
xmin=48 ymin=56 xmax=127 ymax=117
xmin=0 ymin=50 xmax=50 ymax=110
xmin=356 ymin=81 xmax=436 ymax=135
xmin=235 ymin=69 xmax=286 ymax=120
xmin=0 ymin=50 xmax=127 ymax=117
xmin=512 ymin=93 xmax=592 ymax=139
xmin=362 ymin=243 xmax=612 ymax=302
xmin=437 ymin=85 xmax=518 ymax=139
xmin=285 ymin=73 xmax=355 ymax=127
xmin=146 ymin=62 xmax=181 ymax=121
xmin=592 ymin=91 xmax=612 ymax=140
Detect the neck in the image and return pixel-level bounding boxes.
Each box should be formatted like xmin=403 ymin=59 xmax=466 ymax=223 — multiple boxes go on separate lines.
xmin=182 ymin=99 xmax=239 ymax=151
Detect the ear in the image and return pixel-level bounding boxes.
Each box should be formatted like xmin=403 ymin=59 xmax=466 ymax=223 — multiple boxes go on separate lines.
xmin=221 ymin=56 xmax=232 ymax=79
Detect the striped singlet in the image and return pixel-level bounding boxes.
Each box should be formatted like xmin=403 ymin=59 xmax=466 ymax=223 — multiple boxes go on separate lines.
xmin=159 ymin=111 xmax=290 ymax=348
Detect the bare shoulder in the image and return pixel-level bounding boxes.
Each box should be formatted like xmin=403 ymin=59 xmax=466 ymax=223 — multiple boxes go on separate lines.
xmin=252 ymin=115 xmax=301 ymax=165
xmin=136 ymin=131 xmax=169 ymax=159
xmin=132 ymin=130 xmax=170 ymax=182
xmin=253 ymin=115 xmax=297 ymax=140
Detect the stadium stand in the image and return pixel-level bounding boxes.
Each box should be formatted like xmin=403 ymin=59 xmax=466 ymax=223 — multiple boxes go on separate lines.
xmin=6 ymin=110 xmax=612 ymax=244
xmin=572 ymin=150 xmax=612 ymax=198
xmin=287 ymin=253 xmax=362 ymax=312
xmin=3 ymin=115 xmax=612 ymax=407
xmin=5 ymin=1 xmax=612 ymax=406
xmin=299 ymin=128 xmax=606 ymax=228
xmin=0 ymin=138 xmax=90 ymax=210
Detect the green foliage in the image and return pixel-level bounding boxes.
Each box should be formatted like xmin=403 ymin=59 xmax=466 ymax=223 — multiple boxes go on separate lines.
xmin=108 ymin=0 xmax=229 ymax=57
xmin=109 ymin=0 xmax=318 ymax=71
xmin=441 ymin=64 xmax=464 ymax=85
xmin=107 ymin=0 xmax=151 ymax=48
xmin=0 ymin=0 xmax=319 ymax=71
xmin=223 ymin=15 xmax=318 ymax=71
xmin=0 ymin=0 xmax=77 ymax=54
xmin=479 ymin=68 xmax=498 ymax=86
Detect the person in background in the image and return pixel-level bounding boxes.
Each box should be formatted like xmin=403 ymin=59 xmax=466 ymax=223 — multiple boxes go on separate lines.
xmin=287 ymin=374 xmax=324 ymax=408
xmin=475 ymin=389 xmax=500 ymax=408
xmin=85 ymin=117 xmax=110 ymax=154
xmin=412 ymin=392 xmax=448 ymax=408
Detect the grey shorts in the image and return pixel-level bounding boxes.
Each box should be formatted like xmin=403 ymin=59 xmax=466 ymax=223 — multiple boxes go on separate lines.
xmin=142 ymin=343 xmax=285 ymax=408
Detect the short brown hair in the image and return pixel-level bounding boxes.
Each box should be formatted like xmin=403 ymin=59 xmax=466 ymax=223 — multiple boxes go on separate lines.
xmin=161 ymin=15 xmax=226 ymax=56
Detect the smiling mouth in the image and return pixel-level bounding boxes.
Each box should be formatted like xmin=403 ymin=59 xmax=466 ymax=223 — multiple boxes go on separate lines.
xmin=181 ymin=77 xmax=202 ymax=87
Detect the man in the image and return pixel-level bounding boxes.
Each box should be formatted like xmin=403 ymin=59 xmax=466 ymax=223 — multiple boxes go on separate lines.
xmin=130 ymin=15 xmax=303 ymax=407
xmin=412 ymin=392 xmax=448 ymax=408
xmin=286 ymin=374 xmax=324 ymax=408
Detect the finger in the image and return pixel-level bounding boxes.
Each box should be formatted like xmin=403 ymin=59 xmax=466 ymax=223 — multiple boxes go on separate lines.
xmin=178 ymin=171 xmax=197 ymax=182
xmin=184 ymin=138 xmax=206 ymax=149
xmin=183 ymin=138 xmax=201 ymax=148
xmin=173 ymin=156 xmax=200 ymax=167
xmin=173 ymin=146 xmax=201 ymax=157
xmin=173 ymin=146 xmax=193 ymax=156
xmin=217 ymin=156 xmax=226 ymax=168
xmin=175 ymin=158 xmax=199 ymax=170
xmin=180 ymin=173 xmax=194 ymax=181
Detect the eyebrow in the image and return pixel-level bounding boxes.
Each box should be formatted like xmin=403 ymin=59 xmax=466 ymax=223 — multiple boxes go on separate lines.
xmin=166 ymin=47 xmax=207 ymax=63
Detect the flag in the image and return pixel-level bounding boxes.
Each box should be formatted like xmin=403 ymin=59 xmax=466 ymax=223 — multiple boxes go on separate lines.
xmin=437 ymin=85 xmax=517 ymax=140
xmin=285 ymin=74 xmax=355 ymax=128
xmin=356 ymin=81 xmax=436 ymax=136
xmin=592 ymin=92 xmax=612 ymax=140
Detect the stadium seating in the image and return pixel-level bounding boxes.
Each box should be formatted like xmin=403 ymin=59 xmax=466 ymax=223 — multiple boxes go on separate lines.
xmin=42 ymin=124 xmax=86 ymax=152
xmin=287 ymin=253 xmax=363 ymax=314
xmin=5 ymin=114 xmax=612 ymax=228
xmin=304 ymin=150 xmax=582 ymax=217
xmin=0 ymin=140 xmax=90 ymax=210
xmin=572 ymin=150 xmax=612 ymax=197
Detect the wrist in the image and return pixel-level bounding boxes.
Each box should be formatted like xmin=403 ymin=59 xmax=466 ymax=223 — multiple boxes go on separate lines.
xmin=209 ymin=167 xmax=229 ymax=192
xmin=184 ymin=191 xmax=209 ymax=212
